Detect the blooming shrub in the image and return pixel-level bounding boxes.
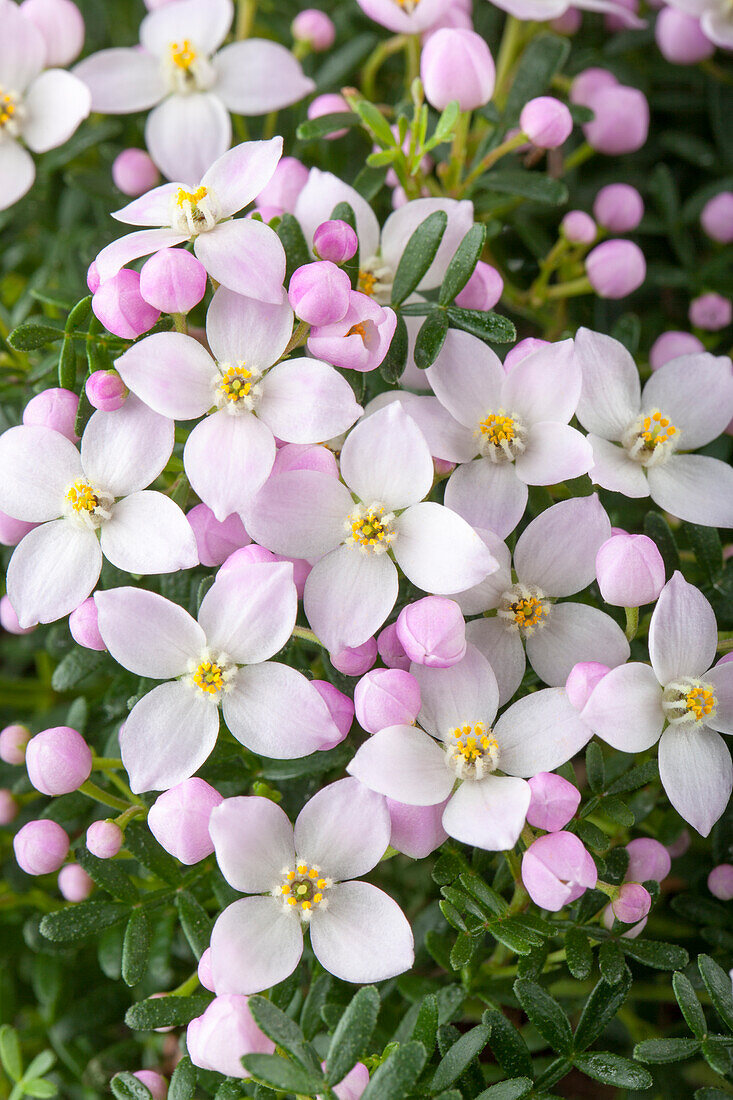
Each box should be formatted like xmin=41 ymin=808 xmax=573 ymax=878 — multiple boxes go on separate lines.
xmin=0 ymin=0 xmax=732 ymax=1098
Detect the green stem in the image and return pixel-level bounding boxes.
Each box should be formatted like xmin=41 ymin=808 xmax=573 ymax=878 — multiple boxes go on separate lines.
xmin=405 ymin=35 xmax=421 ymax=89
xmin=493 ymin=16 xmax=525 ymax=108
xmin=458 ymin=131 xmax=528 ymax=195
xmin=625 ymin=606 xmax=639 ymax=642
xmin=282 ymin=320 xmax=310 ymax=357
xmin=115 ymin=805 xmax=146 ymax=829
xmin=563 ymin=141 xmax=594 ymax=172
xmin=236 ymin=0 xmax=257 ymax=39
xmin=171 ymin=971 xmax=201 ymax=997
xmin=528 ymin=236 xmax=570 ymax=304
xmin=361 ymin=35 xmax=408 ymax=101
xmin=545 ymin=275 xmax=592 ymax=300
xmin=172 ymin=312 xmax=187 ymax=334
xmin=291 ymin=625 xmax=325 ymax=648
xmin=445 ymin=110 xmax=471 ymax=192
xmin=78 ymin=780 xmax=129 ymax=812
xmin=92 ymin=756 xmax=123 ymax=771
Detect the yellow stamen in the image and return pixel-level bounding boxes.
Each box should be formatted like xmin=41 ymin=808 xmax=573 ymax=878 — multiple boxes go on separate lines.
xmin=192 ymin=659 xmax=225 ymax=695
xmin=219 ymin=364 xmax=253 ymax=403
xmin=450 ymin=722 xmax=498 ymax=764
xmin=358 ymin=270 xmax=377 ymax=296
xmin=65 ymin=480 xmax=99 ymax=514
xmin=169 ymin=39 xmax=197 ymax=71
xmin=685 ymin=685 xmax=715 ymax=721
xmin=640 ymin=409 xmax=677 ymax=448
xmin=479 ymin=412 xmax=516 ymax=446
xmin=175 ymin=185 xmax=208 ymax=208
xmin=511 ymin=596 xmax=548 ymax=629
xmin=351 ymin=506 xmax=391 ymax=549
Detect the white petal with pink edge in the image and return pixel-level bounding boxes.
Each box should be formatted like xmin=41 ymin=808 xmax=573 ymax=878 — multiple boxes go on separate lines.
xmin=7 ymin=520 xmax=101 ymax=628
xmin=309 ymin=880 xmax=414 ymax=982
xmin=95 ymin=587 xmax=205 ymax=677
xmin=209 ymin=796 xmax=295 ymax=894
xmin=294 ymin=778 xmax=391 ymax=881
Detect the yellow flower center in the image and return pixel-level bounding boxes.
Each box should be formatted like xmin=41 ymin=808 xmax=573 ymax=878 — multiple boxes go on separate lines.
xmin=479 ymin=412 xmax=516 ymax=445
xmin=446 ymin=722 xmax=500 ymax=779
xmin=358 ymin=270 xmax=377 ymax=296
xmin=192 ymin=659 xmax=224 ymax=695
xmin=476 ymin=408 xmax=526 ymax=462
xmin=277 ymin=863 xmax=331 ymax=919
xmin=510 ymin=596 xmax=548 ymax=630
xmin=347 ymin=503 xmax=396 ymax=554
xmin=498 ymin=583 xmax=550 ymax=636
xmin=662 ymin=676 xmax=717 ymax=727
xmin=65 ymin=480 xmax=99 ymax=514
xmin=640 ymin=410 xmax=677 ymax=448
xmin=219 ymin=365 xmax=254 ymax=403
xmin=623 ymin=408 xmax=680 ymax=467
xmin=169 ymin=39 xmax=197 ymax=71
xmin=186 ymin=650 xmax=235 ymax=699
xmin=347 ymin=321 xmax=367 ymax=341
xmin=0 ymin=90 xmax=17 ymax=129
xmin=685 ymin=685 xmax=716 ymax=721
xmin=175 ymin=184 xmax=208 ymax=208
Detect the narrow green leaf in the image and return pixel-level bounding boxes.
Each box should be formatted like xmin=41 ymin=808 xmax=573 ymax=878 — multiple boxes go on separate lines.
xmin=296 ymin=112 xmax=360 ymax=140
xmin=458 ymin=873 xmax=509 ymax=918
xmin=23 ymin=1080 xmax=57 ymax=1098
xmin=503 ymin=34 xmax=570 ymax=122
xmin=450 ymin=932 xmax=475 ymax=970
xmin=699 ymin=954 xmax=733 ymax=1031
xmin=621 ymin=939 xmax=689 ymax=971
xmin=514 ymin=979 xmax=573 ymax=1055
xmin=240 ymin=1053 xmax=325 ymax=1094
xmin=684 ymin=523 xmax=724 ymax=583
xmin=0 ymin=1026 xmax=23 ymax=1082
xmin=351 ymin=99 xmax=396 ymax=150
xmin=379 ymin=313 xmax=408 ymax=382
xmin=40 ymin=900 xmax=128 ymax=943
xmin=565 ymin=929 xmax=593 ymax=980
xmin=352 ymin=164 xmax=387 ymax=201
xmin=673 ymin=972 xmax=708 ymax=1039
xmin=125 ymin=995 xmax=211 ymax=1031
xmin=8 ymin=321 xmax=65 ymax=351
xmin=479 ymin=170 xmax=568 ymax=206
xmin=124 ymin=822 xmax=179 ymax=885
xmin=24 ymin=1052 xmax=55 ymax=1081
xmin=633 ymin=1038 xmax=701 ymax=1064
xmin=574 ymin=1051 xmax=652 ymax=1089
xmin=176 ymin=892 xmax=213 ymax=960
xmin=431 ymin=1025 xmax=490 ymax=1093
xmin=122 ymin=909 xmax=151 ymax=987
xmin=701 ymin=1037 xmax=733 ymax=1076
xmin=489 ymin=919 xmax=534 ymax=956
xmin=360 ymin=1041 xmax=427 ymax=1100
xmin=598 ymin=941 xmax=627 ymax=986
xmin=476 ymin=1080 xmax=533 ymax=1100
xmin=57 ymin=335 xmax=77 ymax=389
xmin=439 ymin=224 xmax=487 ymax=305
xmin=168 ymin=1056 xmax=196 ymax=1100
xmin=573 ymin=974 xmax=632 ymax=1051
xmin=326 ymin=986 xmax=380 ymax=1086
xmin=586 ymin=742 xmax=605 ymax=793
xmin=75 ymin=846 xmax=139 ymax=904
xmin=391 ymin=211 xmax=448 ymax=305
xmin=411 ymin=994 xmax=438 ymax=1055
xmin=483 ymin=1010 xmax=534 ymax=1080
xmin=643 ymin=511 xmax=679 ymax=576
xmin=605 ymin=760 xmax=659 ymax=796
xmin=248 ymin=996 xmax=320 ymax=1075
xmin=445 ymin=306 xmax=516 ymax=344
xmin=110 ymin=1072 xmax=154 ymax=1100
xmin=50 ymin=649 xmax=106 ymax=692
xmin=276 ymin=213 xmax=311 ymax=283
xmin=300 ymin=973 xmax=332 ymax=1040
xmin=429 ymin=101 xmax=461 ymax=148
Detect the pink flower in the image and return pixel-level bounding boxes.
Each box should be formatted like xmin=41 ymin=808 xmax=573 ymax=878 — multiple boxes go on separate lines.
xmin=308 ymin=291 xmax=397 ymax=373
xmin=0 ymin=398 xmax=196 ymax=627
xmin=187 ymin=995 xmax=275 ymax=1078
xmin=526 ymin=772 xmax=581 ymax=832
xmin=73 ymin=0 xmax=313 ymax=183
xmin=420 ymin=28 xmax=496 ymax=112
xmin=148 ymin=778 xmax=224 ymax=864
xmin=115 ymin=286 xmax=361 ymax=520
xmin=20 ymin=0 xmax=85 ymax=67
xmin=483 ymin=0 xmax=644 ymax=25
xmin=93 ymin=139 xmax=287 ymax=303
xmin=208 ymin=779 xmax=414 ymax=991
xmin=356 ymin=0 xmax=452 ymax=34
xmin=522 ymin=832 xmax=597 ymax=910
xmin=664 ymin=0 xmax=733 ymax=49
xmin=574 ymin=328 xmax=733 ymax=527
xmin=246 ymin=403 xmax=497 ymax=653
xmin=95 ymin=559 xmax=341 ymax=792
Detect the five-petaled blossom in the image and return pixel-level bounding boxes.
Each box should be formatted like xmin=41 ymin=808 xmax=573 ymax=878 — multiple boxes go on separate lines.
xmin=94 ymin=559 xmax=342 ymax=792
xmin=114 ymin=286 xmax=362 ymax=520
xmin=348 ymin=644 xmax=594 ymax=851
xmin=0 ymin=397 xmax=196 ymax=628
xmin=582 ymin=572 xmax=733 ymax=836
xmin=208 ymin=778 xmax=414 ymax=992
xmin=94 ymin=139 xmax=287 ymax=303
xmin=246 ymin=403 xmax=498 ymax=654
xmin=74 ymin=0 xmax=314 ymax=183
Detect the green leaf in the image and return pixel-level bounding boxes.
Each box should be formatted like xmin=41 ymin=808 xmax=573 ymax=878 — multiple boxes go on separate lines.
xmin=248 ymin=996 xmax=320 ymax=1076
xmin=351 ymin=99 xmax=397 ymax=150
xmin=296 ymin=112 xmax=359 ymax=140
xmin=176 ymin=892 xmax=213 ymax=960
xmin=480 ymin=170 xmax=568 ymax=206
xmin=458 ymin=873 xmax=509 ymax=918
xmin=504 ymin=34 xmax=571 ymax=123
xmin=605 ymin=760 xmax=659 ymax=796
xmin=634 ymin=1038 xmax=701 ymax=1064
xmin=23 ymin=1080 xmax=58 ymax=1098
xmin=240 ymin=1054 xmax=325 ymax=1094
xmin=360 ymin=1041 xmax=427 ymax=1100
xmin=573 ymin=974 xmax=632 ymax=1051
xmin=411 ymin=994 xmax=438 ymax=1055
xmin=428 ymin=101 xmax=461 ymax=150
xmin=586 ymin=742 xmax=605 ymax=793
xmin=431 ymin=1025 xmax=490 ymax=1092
xmin=598 ymin=941 xmax=627 ymax=987
xmin=489 ymin=919 xmax=534 ymax=956
xmin=695 ymin=1088 xmax=733 ymax=1100
xmin=699 ymin=954 xmax=733 ymax=1031
xmin=7 ymin=320 xmax=65 ymax=351
xmin=622 ymin=939 xmax=689 ymax=971
xmin=574 ymin=1052 xmax=652 ymax=1089
xmin=484 ymin=1010 xmax=534 ymax=1079
xmin=124 ymin=822 xmax=179 ymax=885
xmin=24 ymin=1052 xmax=55 ymax=1081
xmin=439 ymin=224 xmax=487 ymax=306
xmin=110 ymin=1072 xmax=154 ymax=1100
xmin=50 ymin=649 xmax=107 ymax=691
xmin=300 ymin=973 xmax=332 ymax=1040
xmin=513 ymin=980 xmax=573 ymax=1055
xmin=122 ymin=909 xmax=151 ymax=986
xmin=125 ymin=995 xmax=211 ymax=1031
xmin=276 ymin=213 xmax=311 ymax=283
xmin=40 ymin=900 xmax=128 ymax=943
xmin=684 ymin=523 xmax=724 ymax=583
xmin=673 ymin=971 xmax=708 ymax=1039
xmin=565 ymin=929 xmax=592 ymax=980
xmin=326 ymin=986 xmax=380 ymax=1086
xmin=414 ymin=309 xmax=449 ymax=369
xmin=445 ymin=306 xmax=516 ymax=344
xmin=352 ymin=164 xmax=387 ymax=201
xmin=168 ymin=1056 xmax=196 ymax=1100
xmin=701 ymin=1037 xmax=733 ymax=1076
xmin=75 ymin=846 xmax=139 ymax=903
xmin=450 ymin=932 xmax=475 ymax=970
xmin=475 ymin=1079 xmax=533 ymax=1100
xmin=643 ymin=512 xmax=679 ymax=577
xmin=391 ymin=211 xmax=448 ymax=305
xmin=0 ymin=1026 xmax=23 ymax=1082
xmin=57 ymin=335 xmax=77 ymax=390
xmin=379 ymin=313 xmax=408 ymax=382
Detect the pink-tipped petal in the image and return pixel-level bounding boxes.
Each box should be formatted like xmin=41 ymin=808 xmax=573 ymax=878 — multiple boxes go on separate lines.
xmin=526 ymin=603 xmax=630 ymax=687
xmin=442 ymin=775 xmax=531 ymax=851
xmin=659 ymin=725 xmax=732 ymax=837
xmin=100 ymin=491 xmax=198 ymax=574
xmin=114 ymin=333 xmax=216 ymax=420
xmin=304 ymin=546 xmax=399 ymax=654
xmin=347 ymin=725 xmax=455 ymax=806
xmin=198 ymin=561 xmax=297 ymax=663
xmin=649 ymin=571 xmax=717 ymax=686
xmin=184 ymin=411 xmax=276 ymax=521
xmin=258 ymin=359 xmax=362 ymax=443
xmin=213 ymin=42 xmax=314 ymax=115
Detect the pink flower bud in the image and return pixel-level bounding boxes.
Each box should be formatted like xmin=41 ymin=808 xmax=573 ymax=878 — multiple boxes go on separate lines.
xmin=58 ymin=863 xmax=94 ymax=902
xmin=596 ymin=533 xmax=665 ymax=606
xmin=0 ymin=790 xmax=19 ymax=824
xmin=140 ymin=249 xmax=207 ymax=314
xmin=218 ymin=545 xmax=310 ymax=600
xmin=112 ymin=148 xmax=160 ymax=196
xmin=593 ymin=183 xmax=644 ymax=232
xmin=87 ymin=261 xmax=101 ymax=294
xmin=148 ymin=778 xmax=224 ymax=865
xmin=396 ymin=597 xmax=466 ymax=668
xmin=69 ymin=597 xmax=107 ymax=651
xmin=707 ymin=863 xmax=733 ymax=901
xmin=0 ymin=724 xmax=31 ymax=765
xmin=308 ymin=291 xmax=397 ymax=373
xmin=583 ymin=85 xmax=649 ymax=155
xmin=20 ymin=0 xmax=84 ymax=66
xmin=504 ymin=337 xmax=550 ymax=373
xmin=666 ymin=829 xmax=691 ymax=858
xmin=311 ymin=680 xmax=354 ymax=744
xmin=625 ymin=837 xmax=671 ymax=883
xmin=1 ymin=595 xmax=36 ymax=635
xmin=527 ymin=772 xmax=581 ymax=832
xmin=565 ymin=662 xmax=611 ymax=710
xmin=454 ymin=261 xmax=503 ymax=310
xmin=387 ymin=799 xmax=448 ymax=859
xmin=92 ymin=269 xmax=161 ymax=339
xmin=655 ymin=7 xmax=714 ymax=63
xmin=187 ymin=504 xmax=250 ymax=567
xmin=26 ymin=726 xmax=92 ymax=796
xmin=272 ymin=442 xmax=339 ymax=478
xmin=0 ymin=510 xmax=36 ymax=546
xmin=604 ymin=0 xmax=639 ymax=31
xmin=421 ymin=28 xmax=496 ymax=111
xmin=187 ymin=995 xmax=275 ymax=1078
xmin=354 ymin=669 xmax=422 ymax=734
xmin=612 ymin=882 xmax=651 ymax=923
xmin=586 ymin=239 xmax=646 ymax=298
xmin=520 ymin=96 xmax=573 ymax=149
xmin=86 ymin=819 xmax=123 ymax=859
xmin=550 ymin=7 xmax=582 ymax=32
xmin=255 ymin=157 xmax=309 ymax=214
xmin=132 ymin=1072 xmax=168 ymax=1100
xmin=307 ymin=94 xmax=351 ymax=140
xmin=313 ymin=219 xmax=359 ymax=265
xmin=289 ymin=261 xmax=351 ymax=325
xmin=321 ymin=1062 xmax=370 ymax=1100
xmin=85 ymin=369 xmax=128 ymax=412
xmin=649 ymin=330 xmax=704 ymax=369
xmin=522 ymin=832 xmax=598 ymax=910
xmin=571 ymin=67 xmax=618 ymax=106
xmin=292 ymin=8 xmax=336 ymax=49
xmin=689 ymin=292 xmax=732 ymax=331
xmin=561 ymin=210 xmax=596 ymax=244
xmin=330 ymin=637 xmax=378 ymax=676
xmin=701 ymin=191 xmax=733 ymax=244
xmin=14 ymin=820 xmax=69 ymax=875
xmin=198 ymin=947 xmax=215 ymax=991
xmin=377 ymin=623 xmax=410 ymax=671
xmin=23 ymin=387 xmax=79 ymax=442
xmin=601 ymin=901 xmax=646 ymax=938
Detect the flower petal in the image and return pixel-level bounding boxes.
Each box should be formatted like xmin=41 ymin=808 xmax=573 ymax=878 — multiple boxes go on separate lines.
xmin=141 ymin=0 xmax=233 ymax=56
xmin=304 ymin=546 xmax=398 ymax=653
xmin=258 ymin=359 xmax=362 ymax=444
xmin=22 ymin=70 xmax=91 ymax=154
xmin=95 ymin=228 xmax=189 ymax=282
xmin=294 ymin=777 xmax=391 ymax=880
xmin=706 ymin=662 xmax=733 ymax=735
xmin=575 ymin=327 xmax=641 ymax=439
xmin=444 ymin=459 xmax=528 ymax=541
xmin=184 ymin=411 xmax=276 ymax=521
xmin=515 ymin=422 xmax=593 ymax=487
xmin=0 ymin=425 xmax=81 ymax=522
xmin=95 ymin=586 xmax=205 ymax=677
xmin=209 ymin=796 xmax=295 ymax=893
xmin=206 ymin=285 xmax=293 ymax=366
xmin=658 ymin=725 xmax=732 ymax=836
xmin=647 ymin=455 xmax=733 ymax=529
xmin=213 ymin=42 xmax=314 ymax=115
xmin=81 ymin=396 xmax=174 ymax=496
xmin=201 ymin=136 xmax=284 ymax=218
xmin=347 ymin=725 xmax=455 ymax=806
xmin=648 ymin=570 xmax=717 ymax=685
xmin=442 ymin=775 xmax=530 ymax=851
xmin=381 ymin=198 xmax=474 ymax=292
xmin=425 ymin=329 xmax=505 ymax=430
xmin=100 ymin=491 xmax=198 ymax=574
xmin=294 ymin=168 xmax=380 ymax=259
xmin=309 ymin=881 xmax=414 ymax=983
xmin=245 ymin=471 xmax=351 ymax=558
xmin=641 ymin=353 xmax=733 ymax=451
xmin=7 ymin=521 xmax=100 ymax=628
xmin=120 ymin=681 xmax=219 ymax=792
xmin=501 ymin=339 xmax=579 ymax=425
xmin=394 ymin=502 xmax=497 ymax=594
xmin=145 ymin=93 xmax=231 ymax=186
xmin=365 ymin=392 xmax=477 ymax=464
xmin=198 ymin=560 xmax=297 ymax=663
xmin=465 ymin=617 xmax=526 ymax=706
xmin=340 ymin=403 xmax=433 ymax=510
xmin=0 ymin=2 xmax=46 ymax=91
xmin=587 ymin=434 xmax=650 ymax=497
xmin=0 ymin=141 xmax=36 ymax=212
xmin=496 ymin=688 xmax=594 ymax=776
xmin=453 ymin=529 xmax=513 ymax=615
xmin=112 ymin=184 xmax=181 ymax=227
xmin=194 ymin=219 xmax=286 ymax=304
xmin=581 ymin=663 xmax=664 ymax=751
xmin=210 ymin=897 xmax=303 ymax=995
xmin=73 ymin=48 xmax=165 ymax=112
xmin=114 ymin=334 xmax=216 ymax=420
xmin=514 ymin=494 xmax=611 ymax=597
xmin=526 ymin=603 xmax=630 ymax=687
xmin=412 ymin=642 xmax=499 ymax=738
